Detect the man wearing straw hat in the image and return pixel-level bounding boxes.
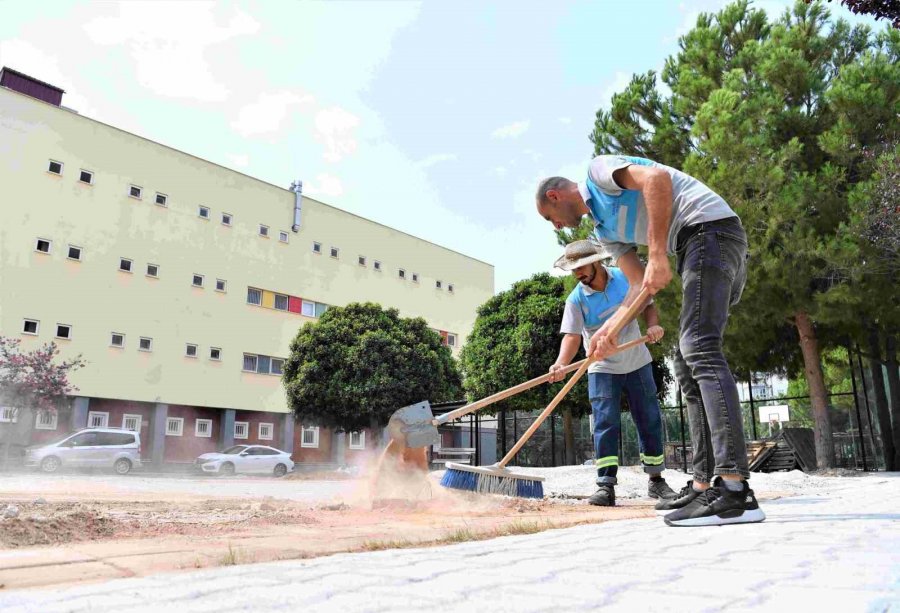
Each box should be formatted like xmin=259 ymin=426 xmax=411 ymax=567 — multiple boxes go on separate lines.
xmin=548 ymin=240 xmax=677 ymax=507
xmin=536 ymin=155 xmax=765 ymax=527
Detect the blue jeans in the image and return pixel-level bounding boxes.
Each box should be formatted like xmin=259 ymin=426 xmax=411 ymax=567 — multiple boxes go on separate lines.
xmin=588 ymin=363 xmax=665 ymax=486
xmin=673 ymin=216 xmax=751 ymax=481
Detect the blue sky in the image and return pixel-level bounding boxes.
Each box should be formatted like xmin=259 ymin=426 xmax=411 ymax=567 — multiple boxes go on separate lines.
xmin=0 ymin=1 xmax=883 ymax=290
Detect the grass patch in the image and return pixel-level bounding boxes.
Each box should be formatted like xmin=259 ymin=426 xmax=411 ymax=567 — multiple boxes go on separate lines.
xmin=218 ymin=543 xmax=242 ymax=566
xmin=360 ymin=538 xmax=417 ymax=552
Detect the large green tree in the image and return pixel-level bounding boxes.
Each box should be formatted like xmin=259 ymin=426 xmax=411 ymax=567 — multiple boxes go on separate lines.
xmin=282 ymin=303 xmax=462 ymax=434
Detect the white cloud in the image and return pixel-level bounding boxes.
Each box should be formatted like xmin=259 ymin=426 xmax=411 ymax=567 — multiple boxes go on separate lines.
xmin=491 ymin=120 xmax=530 ymax=139
xmin=314 ymin=107 xmax=361 ymax=163
xmin=231 ymin=91 xmax=315 ymax=137
xmin=83 ymin=3 xmax=259 ymax=101
xmin=416 ymin=153 xmax=457 ymax=168
xmin=304 ymin=173 xmax=345 ymax=198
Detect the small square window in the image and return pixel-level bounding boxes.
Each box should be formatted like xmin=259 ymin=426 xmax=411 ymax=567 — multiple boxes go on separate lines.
xmin=349 ymin=431 xmax=366 ymax=450
xmin=166 ymin=417 xmax=184 ymax=437
xmin=301 ymin=300 xmax=316 ymax=317
xmin=47 ymin=160 xmax=63 ymax=175
xmin=398 ymin=269 xmax=406 ymax=279
xmin=198 ymin=206 xmax=210 ymax=219
xmin=279 ymin=231 xmax=289 ymax=243
xmin=129 ymin=185 xmax=142 ymax=199
xmin=185 ymin=343 xmax=198 ymax=358
xmin=242 ymin=354 xmax=258 ymax=372
xmin=247 ymin=287 xmax=262 ymax=305
xmin=56 ymin=324 xmax=72 ymax=340
xmin=448 ymin=284 xmax=455 ymax=293
xmin=192 ymin=274 xmax=204 ymax=288
xmin=270 ymin=358 xmax=284 ymax=376
xmin=35 ymin=238 xmax=51 ymax=254
xmin=259 ymin=422 xmax=274 ymax=441
xmin=374 ymin=260 xmax=382 ymax=271
xmin=313 ymin=242 xmax=322 ymax=254
xmin=216 ymin=279 xmax=226 ymax=292
xmin=358 ymin=255 xmax=367 ymax=266
xmin=119 ymin=258 xmax=133 ymax=273
xmin=330 ymin=247 xmax=339 ymax=258
xmin=274 ymin=294 xmax=289 ymax=311
xmin=436 ymin=280 xmax=443 ymax=290
xmin=123 ymin=414 xmax=141 ymax=431
xmin=88 ymin=411 xmax=109 ymax=428
xmin=412 ymin=273 xmax=419 ymax=283
xmin=155 ymin=193 xmax=168 ymax=207
xmin=447 ymin=333 xmax=458 ymax=347
xmin=259 ymin=224 xmax=269 ymax=237
xmin=139 ymin=337 xmax=153 ymax=352
xmin=79 ymin=169 xmax=94 ymax=185
xmin=147 ymin=263 xmax=159 ymax=278
xmin=301 ymin=426 xmax=320 ymax=448
xmin=67 ymin=245 xmax=82 ymax=261
xmin=195 ymin=419 xmax=213 ymax=438
xmin=210 ymin=347 xmax=221 ymax=361
xmin=35 ymin=410 xmax=58 ymax=431
xmin=0 ymin=407 xmax=18 ymax=423
xmin=234 ymin=421 xmax=249 ymax=440
xmin=222 ymin=213 xmax=232 ymax=226
xmin=110 ymin=332 xmax=125 ymax=347
xmin=22 ymin=319 xmax=39 ymax=335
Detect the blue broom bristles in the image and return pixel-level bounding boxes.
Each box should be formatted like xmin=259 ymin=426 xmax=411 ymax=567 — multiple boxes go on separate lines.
xmin=440 ymin=467 xmax=544 ymax=499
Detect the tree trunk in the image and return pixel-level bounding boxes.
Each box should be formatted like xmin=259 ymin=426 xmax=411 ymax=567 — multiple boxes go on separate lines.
xmin=885 ymin=335 xmax=900 ymax=470
xmin=868 ymin=329 xmax=896 ymax=471
xmin=562 ymin=407 xmax=576 ymax=465
xmin=794 ymin=312 xmax=833 ymax=469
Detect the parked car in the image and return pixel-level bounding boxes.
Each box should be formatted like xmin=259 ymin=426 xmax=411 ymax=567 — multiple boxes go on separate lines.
xmin=195 ymin=445 xmax=294 ymax=477
xmin=24 ymin=428 xmax=141 ymax=475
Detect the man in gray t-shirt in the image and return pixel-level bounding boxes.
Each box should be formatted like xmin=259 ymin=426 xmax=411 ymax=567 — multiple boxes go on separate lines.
xmin=548 ymin=240 xmax=675 ymax=507
xmin=536 ymin=155 xmax=765 ymax=527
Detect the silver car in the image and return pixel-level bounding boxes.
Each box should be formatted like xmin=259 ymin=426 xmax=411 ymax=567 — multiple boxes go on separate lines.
xmin=195 ymin=445 xmax=294 ymax=477
xmin=25 ymin=428 xmax=142 ymax=475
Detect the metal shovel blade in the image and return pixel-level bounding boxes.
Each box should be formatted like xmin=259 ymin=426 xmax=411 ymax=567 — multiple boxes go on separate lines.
xmin=387 ymin=401 xmax=440 ymax=449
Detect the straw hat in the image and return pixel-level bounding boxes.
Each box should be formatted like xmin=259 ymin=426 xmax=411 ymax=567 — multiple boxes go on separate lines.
xmin=553 ymin=239 xmax=607 ymax=271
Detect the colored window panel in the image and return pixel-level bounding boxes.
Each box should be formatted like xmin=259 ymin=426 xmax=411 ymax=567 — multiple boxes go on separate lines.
xmin=261 ymin=290 xmax=275 ymax=309
xmin=288 ymin=296 xmax=302 ymax=313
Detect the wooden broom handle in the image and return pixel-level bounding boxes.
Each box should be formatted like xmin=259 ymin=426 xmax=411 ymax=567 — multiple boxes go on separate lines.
xmin=497 ymin=333 xmax=651 ymax=468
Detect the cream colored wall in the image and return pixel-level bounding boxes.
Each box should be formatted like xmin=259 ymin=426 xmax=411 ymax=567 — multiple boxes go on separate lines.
xmin=0 ymin=87 xmax=494 ymax=413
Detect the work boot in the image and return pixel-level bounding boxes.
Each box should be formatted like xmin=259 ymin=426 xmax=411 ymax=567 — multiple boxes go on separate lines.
xmin=588 ymin=484 xmax=615 ymax=507
xmin=648 ymin=477 xmax=676 ymax=500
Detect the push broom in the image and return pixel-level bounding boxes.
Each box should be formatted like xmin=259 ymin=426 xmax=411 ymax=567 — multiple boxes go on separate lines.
xmin=440 ymin=288 xmax=652 ymax=499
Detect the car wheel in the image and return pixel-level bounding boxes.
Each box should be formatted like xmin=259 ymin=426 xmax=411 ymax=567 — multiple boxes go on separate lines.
xmin=219 ymin=462 xmax=235 ymax=476
xmin=273 ymin=463 xmax=287 ymax=478
xmin=114 ymin=458 xmax=132 ymax=475
xmin=40 ymin=456 xmax=61 ymax=473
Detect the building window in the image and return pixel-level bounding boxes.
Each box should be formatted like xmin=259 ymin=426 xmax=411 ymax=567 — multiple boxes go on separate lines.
xmin=119 ymin=258 xmax=133 ymax=273
xmin=222 ymin=212 xmax=232 ymax=226
xmin=139 ymin=337 xmax=153 ymax=352
xmin=122 ymin=414 xmax=141 ymax=431
xmin=209 ymin=347 xmax=221 ymax=361
xmin=56 ymin=324 xmax=72 ymax=340
xmin=259 ymin=422 xmax=274 ymax=441
xmin=436 ymin=280 xmax=443 ymax=290
xmin=192 ymin=274 xmax=204 ymax=288
xmin=448 ymin=284 xmax=455 ymax=293
xmin=259 ymin=224 xmax=269 ymax=238
xmin=216 ymin=279 xmax=226 ymax=292
xmin=67 ymin=245 xmax=82 ymax=261
xmin=279 ymin=231 xmax=289 ymax=243
xmin=110 ymin=332 xmax=125 ymax=348
xmin=301 ymin=300 xmax=316 ymax=317
xmin=274 ymin=294 xmax=289 ymax=311
xmin=270 ymin=358 xmax=284 ymax=376
xmin=155 ymin=193 xmax=168 ymax=207
xmin=349 ymin=431 xmax=366 ymax=450
xmin=166 ymin=417 xmax=184 ymax=437
xmin=35 ymin=238 xmax=52 ymax=254
xmin=247 ymin=287 xmax=262 ymax=305
xmin=88 ymin=411 xmax=109 ymax=428
xmin=412 ymin=273 xmax=419 ymax=283
xmin=185 ymin=343 xmax=198 ymax=358
xmin=374 ymin=260 xmax=382 ymax=271
xmin=330 ymin=247 xmax=339 ymax=258
xmin=0 ymin=407 xmax=18 ymax=423
xmin=358 ymin=255 xmax=367 ymax=267
xmin=198 ymin=206 xmax=210 ymax=219
xmin=22 ymin=319 xmax=39 ymax=335
xmin=301 ymin=426 xmax=320 ymax=448
xmin=129 ymin=185 xmax=142 ymax=199
xmin=79 ymin=169 xmax=94 ymax=185
xmin=242 ymin=354 xmax=258 ymax=372
xmin=398 ymin=269 xmax=406 ymax=279
xmin=47 ymin=160 xmax=63 ymax=175
xmin=447 ymin=333 xmax=458 ymax=347
xmin=234 ymin=421 xmax=249 ymax=440
xmin=35 ymin=411 xmax=58 ymax=431
xmin=195 ymin=419 xmax=212 ymax=438
xmin=313 ymin=242 xmax=322 ymax=254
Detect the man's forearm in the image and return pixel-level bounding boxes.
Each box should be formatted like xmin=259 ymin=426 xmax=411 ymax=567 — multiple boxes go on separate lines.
xmin=643 ymin=171 xmax=673 ymax=258
xmin=555 ymin=335 xmax=582 ymax=365
xmin=642 ymin=303 xmax=660 ymax=328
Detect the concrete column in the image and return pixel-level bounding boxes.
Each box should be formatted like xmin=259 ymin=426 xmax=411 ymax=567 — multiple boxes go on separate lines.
xmin=70 ymin=397 xmax=89 ymax=431
xmin=281 ymin=414 xmax=295 ymax=454
xmin=150 ymin=403 xmax=168 ymax=467
xmin=332 ymin=431 xmax=346 ymax=466
xmin=219 ymin=409 xmax=235 ymax=450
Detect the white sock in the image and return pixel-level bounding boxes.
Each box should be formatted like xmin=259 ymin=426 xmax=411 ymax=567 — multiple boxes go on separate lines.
xmin=723 ymin=479 xmax=744 ymax=492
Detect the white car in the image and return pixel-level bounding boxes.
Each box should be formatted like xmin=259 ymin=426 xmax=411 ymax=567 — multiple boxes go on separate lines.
xmin=195 ymin=445 xmax=294 ymax=477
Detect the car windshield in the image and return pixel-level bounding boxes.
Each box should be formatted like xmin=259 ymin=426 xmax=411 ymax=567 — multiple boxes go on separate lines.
xmin=222 ymin=446 xmax=248 ymax=455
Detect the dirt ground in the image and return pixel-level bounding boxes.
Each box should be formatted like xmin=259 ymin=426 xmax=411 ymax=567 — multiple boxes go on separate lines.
xmin=0 ymin=470 xmax=655 ymax=591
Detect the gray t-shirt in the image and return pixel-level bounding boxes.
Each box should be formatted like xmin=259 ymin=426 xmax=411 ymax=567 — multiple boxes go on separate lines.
xmin=560 ymin=276 xmax=652 ymax=375
xmin=581 ymin=155 xmax=737 ymax=263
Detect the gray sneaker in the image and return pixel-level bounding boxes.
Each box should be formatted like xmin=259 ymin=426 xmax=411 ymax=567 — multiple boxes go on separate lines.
xmin=648 ymin=478 xmax=676 ymax=500
xmin=655 ymin=480 xmax=702 ymax=514
xmin=588 ymin=484 xmax=615 ymax=507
